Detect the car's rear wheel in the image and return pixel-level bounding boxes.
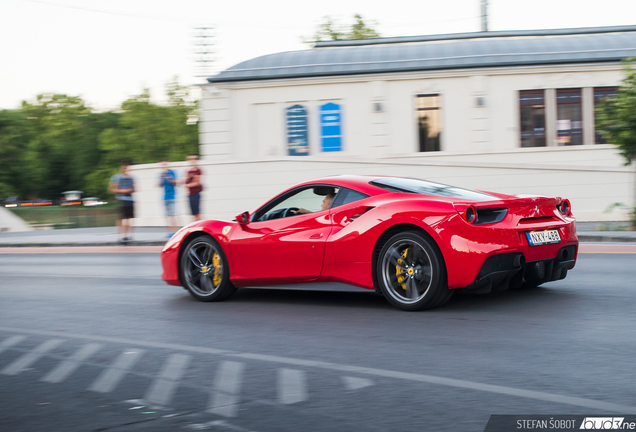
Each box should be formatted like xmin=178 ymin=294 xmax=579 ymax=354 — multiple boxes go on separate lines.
xmin=180 ymin=235 xmax=236 ymax=302
xmin=377 ymin=231 xmax=452 ymax=311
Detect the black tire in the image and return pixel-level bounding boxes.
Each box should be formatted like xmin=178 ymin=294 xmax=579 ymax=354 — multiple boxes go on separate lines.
xmin=180 ymin=235 xmax=236 ymax=302
xmin=376 ymin=231 xmax=453 ymax=311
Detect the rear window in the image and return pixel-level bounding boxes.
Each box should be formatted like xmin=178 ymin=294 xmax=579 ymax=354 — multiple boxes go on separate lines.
xmin=370 ymin=178 xmax=498 ymax=202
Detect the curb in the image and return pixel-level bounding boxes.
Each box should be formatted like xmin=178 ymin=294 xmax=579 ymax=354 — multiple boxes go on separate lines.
xmin=577 ymin=235 xmax=636 ymax=243
xmin=0 ymin=241 xmax=167 ymax=247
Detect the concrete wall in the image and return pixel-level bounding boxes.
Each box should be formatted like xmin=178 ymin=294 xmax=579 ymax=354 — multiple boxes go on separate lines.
xmin=130 ymin=146 xmax=635 ymax=226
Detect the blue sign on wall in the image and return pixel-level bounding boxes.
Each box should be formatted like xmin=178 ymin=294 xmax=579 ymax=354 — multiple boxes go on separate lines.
xmin=286 ymin=104 xmax=309 ymax=156
xmin=320 ymin=102 xmax=342 ymax=152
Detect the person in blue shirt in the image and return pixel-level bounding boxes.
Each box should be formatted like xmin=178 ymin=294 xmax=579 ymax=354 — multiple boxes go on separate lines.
xmin=158 ymin=159 xmax=179 ymax=238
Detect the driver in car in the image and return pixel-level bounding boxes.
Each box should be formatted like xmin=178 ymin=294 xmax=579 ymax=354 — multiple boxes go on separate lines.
xmin=294 ymin=192 xmax=335 ymax=215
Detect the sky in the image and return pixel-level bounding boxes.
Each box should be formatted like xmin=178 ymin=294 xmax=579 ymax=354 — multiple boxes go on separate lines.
xmin=1 ymin=0 xmax=635 ymax=111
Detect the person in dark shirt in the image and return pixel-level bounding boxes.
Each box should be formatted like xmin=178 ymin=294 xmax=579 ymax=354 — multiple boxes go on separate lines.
xmin=184 ymin=154 xmax=203 ymax=222
xmin=108 ymin=160 xmax=135 ymax=244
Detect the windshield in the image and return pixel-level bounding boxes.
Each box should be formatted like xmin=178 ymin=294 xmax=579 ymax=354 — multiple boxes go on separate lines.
xmin=370 ymin=177 xmax=498 ymax=202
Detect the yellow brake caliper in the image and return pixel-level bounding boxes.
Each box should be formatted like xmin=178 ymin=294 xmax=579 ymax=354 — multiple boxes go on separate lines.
xmin=396 ymin=249 xmax=408 ymax=290
xmin=212 ymin=253 xmax=222 ymax=286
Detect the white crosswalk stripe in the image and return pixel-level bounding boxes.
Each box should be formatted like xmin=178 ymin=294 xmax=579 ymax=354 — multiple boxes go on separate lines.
xmin=208 ymin=361 xmax=245 ymax=417
xmin=41 ymin=343 xmax=102 ymax=383
xmin=0 ymin=335 xmax=26 ymax=355
xmin=144 ymin=353 xmax=191 ymax=407
xmin=341 ymin=376 xmax=374 ymax=390
xmin=278 ymin=368 xmax=307 ymax=405
xmin=1 ymin=339 xmax=64 ymax=376
xmin=88 ymin=349 xmax=145 ymax=393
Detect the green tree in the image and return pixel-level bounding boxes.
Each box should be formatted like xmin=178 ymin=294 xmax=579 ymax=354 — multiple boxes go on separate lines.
xmin=310 ymin=14 xmax=380 ymax=42
xmin=18 ymin=94 xmax=113 ymax=200
xmin=349 ymin=14 xmax=381 ymax=40
xmin=0 ymin=109 xmax=32 ymax=199
xmin=596 ymin=59 xmax=636 ymax=164
xmin=89 ymin=79 xmax=199 ymax=198
xmin=1 ymin=78 xmax=198 ymax=201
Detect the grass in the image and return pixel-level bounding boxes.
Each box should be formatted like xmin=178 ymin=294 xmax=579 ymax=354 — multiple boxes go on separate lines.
xmin=7 ymin=205 xmax=119 ymax=228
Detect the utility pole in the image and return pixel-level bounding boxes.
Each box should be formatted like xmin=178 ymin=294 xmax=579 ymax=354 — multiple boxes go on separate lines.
xmin=481 ymin=0 xmax=488 ymax=32
xmin=193 ymin=26 xmax=215 ymax=81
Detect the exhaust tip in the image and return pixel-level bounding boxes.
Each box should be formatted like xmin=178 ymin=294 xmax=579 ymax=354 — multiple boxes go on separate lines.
xmin=513 ymin=254 xmax=526 ymax=268
xmin=558 ymin=248 xmax=570 ymax=262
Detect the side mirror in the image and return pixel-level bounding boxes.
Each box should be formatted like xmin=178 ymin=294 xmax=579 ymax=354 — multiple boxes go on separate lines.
xmin=236 ymin=211 xmax=250 ymax=225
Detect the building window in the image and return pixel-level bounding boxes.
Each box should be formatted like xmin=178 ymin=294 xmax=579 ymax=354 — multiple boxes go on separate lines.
xmin=416 ymin=95 xmax=441 ymax=152
xmin=320 ymin=102 xmax=343 ymax=152
xmin=519 ymin=90 xmax=546 ymax=147
xmin=556 ymin=89 xmax=583 ymax=146
xmin=594 ymin=87 xmax=618 ymax=144
xmin=286 ymin=104 xmax=309 ymax=156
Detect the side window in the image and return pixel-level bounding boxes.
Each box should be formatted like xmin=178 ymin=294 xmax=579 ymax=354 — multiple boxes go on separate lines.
xmin=342 ymin=190 xmax=368 ymax=205
xmin=256 ymin=186 xmax=339 ymax=221
xmin=331 ymin=188 xmax=369 ymax=208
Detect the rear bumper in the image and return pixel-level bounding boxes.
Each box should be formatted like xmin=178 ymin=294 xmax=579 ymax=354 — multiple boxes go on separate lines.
xmin=460 ymin=244 xmax=577 ymax=293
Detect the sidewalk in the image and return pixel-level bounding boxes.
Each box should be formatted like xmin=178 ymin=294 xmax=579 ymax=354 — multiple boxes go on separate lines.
xmin=0 ymin=224 xmax=634 ymax=247
xmin=0 ymin=227 xmax=169 ymax=247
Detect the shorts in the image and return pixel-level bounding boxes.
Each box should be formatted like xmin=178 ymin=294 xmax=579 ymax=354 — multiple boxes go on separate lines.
xmin=188 ymin=193 xmax=201 ymax=215
xmin=120 ymin=200 xmax=134 ymax=219
xmin=164 ymin=199 xmax=176 ymax=217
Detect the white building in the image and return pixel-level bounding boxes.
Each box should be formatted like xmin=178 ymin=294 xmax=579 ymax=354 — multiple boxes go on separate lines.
xmin=132 ymin=25 xmax=636 ymax=226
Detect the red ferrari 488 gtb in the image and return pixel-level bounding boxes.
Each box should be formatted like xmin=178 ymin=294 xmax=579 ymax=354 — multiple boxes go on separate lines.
xmin=161 ymin=176 xmax=578 ymax=311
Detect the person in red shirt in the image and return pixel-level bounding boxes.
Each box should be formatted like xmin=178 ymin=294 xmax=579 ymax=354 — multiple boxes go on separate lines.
xmin=184 ymin=154 xmax=203 ymax=221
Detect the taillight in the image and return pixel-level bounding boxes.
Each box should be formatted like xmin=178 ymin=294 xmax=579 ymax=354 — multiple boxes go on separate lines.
xmin=558 ymin=199 xmax=572 ymax=216
xmin=464 ymin=205 xmax=477 ymax=224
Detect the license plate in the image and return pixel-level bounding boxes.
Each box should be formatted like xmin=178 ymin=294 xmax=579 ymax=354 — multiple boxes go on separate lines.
xmin=526 ymin=229 xmax=561 ymax=246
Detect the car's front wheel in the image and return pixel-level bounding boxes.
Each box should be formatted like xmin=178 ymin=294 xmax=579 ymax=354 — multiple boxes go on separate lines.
xmin=180 ymin=235 xmax=236 ymax=302
xmin=377 ymin=231 xmax=453 ymax=311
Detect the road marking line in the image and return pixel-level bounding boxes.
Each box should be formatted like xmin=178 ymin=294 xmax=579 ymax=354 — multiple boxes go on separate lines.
xmin=208 ymin=361 xmax=245 ymax=417
xmin=0 ymin=328 xmax=229 ymax=356
xmin=0 ymin=339 xmax=64 ymax=376
xmin=2 ymin=326 xmax=635 ymax=413
xmin=342 ymin=376 xmax=374 ymax=390
xmin=0 ymin=335 xmax=26 ymax=355
xmin=144 ymin=353 xmax=191 ymax=407
xmin=278 ymin=368 xmax=307 ymax=405
xmin=89 ymin=349 xmax=145 ymax=393
xmin=41 ymin=343 xmax=102 ymax=383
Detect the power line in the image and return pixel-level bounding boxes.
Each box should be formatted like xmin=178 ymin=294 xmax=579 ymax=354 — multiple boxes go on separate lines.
xmin=17 ymin=0 xmax=481 ymax=31
xmin=19 ymin=0 xmax=192 ymax=23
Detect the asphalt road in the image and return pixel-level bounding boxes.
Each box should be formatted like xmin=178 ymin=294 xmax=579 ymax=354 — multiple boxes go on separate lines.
xmin=1 ymin=251 xmax=635 ymax=432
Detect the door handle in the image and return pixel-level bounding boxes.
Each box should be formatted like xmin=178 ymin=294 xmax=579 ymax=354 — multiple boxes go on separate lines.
xmin=309 ymin=233 xmax=323 ymax=239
